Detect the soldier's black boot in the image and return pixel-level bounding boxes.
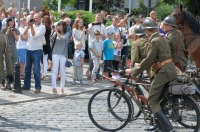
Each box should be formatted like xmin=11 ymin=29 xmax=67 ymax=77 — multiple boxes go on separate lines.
xmin=144 ymin=125 xmax=157 ymax=131
xmin=0 ymin=79 xmax=5 ymax=90
xmin=154 ymin=110 xmax=175 ymax=132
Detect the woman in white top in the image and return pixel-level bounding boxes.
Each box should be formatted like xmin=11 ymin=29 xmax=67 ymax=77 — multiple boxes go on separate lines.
xmin=72 ymin=18 xmax=87 ymax=51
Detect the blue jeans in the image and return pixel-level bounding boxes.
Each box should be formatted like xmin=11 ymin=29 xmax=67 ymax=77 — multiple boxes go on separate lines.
xmin=23 ymin=50 xmax=42 ymax=89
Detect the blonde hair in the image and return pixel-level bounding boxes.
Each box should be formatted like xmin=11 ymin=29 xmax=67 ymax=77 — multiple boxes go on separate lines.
xmin=150 ymin=11 xmax=156 ymax=17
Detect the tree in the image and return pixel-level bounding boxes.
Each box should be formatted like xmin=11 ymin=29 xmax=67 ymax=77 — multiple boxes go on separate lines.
xmin=42 ymin=0 xmax=77 ymax=11
xmin=163 ymin=0 xmax=200 ymax=16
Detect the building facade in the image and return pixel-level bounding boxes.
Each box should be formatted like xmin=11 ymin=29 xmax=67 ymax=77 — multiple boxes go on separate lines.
xmin=3 ymin=0 xmax=42 ymax=12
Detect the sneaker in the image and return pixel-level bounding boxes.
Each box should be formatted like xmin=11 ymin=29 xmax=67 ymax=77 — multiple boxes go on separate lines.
xmin=115 ymin=75 xmax=120 ymax=79
xmin=22 ymin=87 xmax=30 ymax=90
xmin=35 ymin=89 xmax=41 ymax=93
xmin=72 ymin=81 xmax=76 ymax=85
xmin=112 ymin=75 xmax=117 ymax=80
xmin=80 ymin=81 xmax=83 ymax=86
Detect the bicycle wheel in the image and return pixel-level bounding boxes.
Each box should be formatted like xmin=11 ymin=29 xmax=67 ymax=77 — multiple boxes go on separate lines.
xmin=161 ymin=95 xmax=200 ymax=132
xmin=107 ymin=85 xmax=144 ymax=121
xmin=88 ymin=88 xmax=132 ymax=131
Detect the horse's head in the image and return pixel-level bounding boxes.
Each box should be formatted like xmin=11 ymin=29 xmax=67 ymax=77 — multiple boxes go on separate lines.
xmin=172 ymin=4 xmax=184 ymax=26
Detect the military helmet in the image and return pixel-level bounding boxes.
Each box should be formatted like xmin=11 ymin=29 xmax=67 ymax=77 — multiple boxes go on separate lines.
xmin=134 ymin=25 xmax=145 ymax=36
xmin=143 ymin=18 xmax=157 ymax=29
xmin=162 ymin=16 xmax=176 ymax=27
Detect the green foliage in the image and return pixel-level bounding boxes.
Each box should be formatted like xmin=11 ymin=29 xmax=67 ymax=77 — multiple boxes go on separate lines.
xmin=154 ymin=0 xmax=174 ymax=20
xmin=42 ymin=0 xmax=57 ymax=11
xmin=43 ymin=0 xmax=77 ymax=11
xmin=52 ymin=10 xmax=95 ymax=27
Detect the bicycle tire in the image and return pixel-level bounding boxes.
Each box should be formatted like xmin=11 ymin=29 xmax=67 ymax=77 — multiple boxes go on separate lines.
xmin=107 ymin=85 xmax=144 ymax=121
xmin=88 ymin=88 xmax=132 ymax=131
xmin=161 ymin=95 xmax=200 ymax=132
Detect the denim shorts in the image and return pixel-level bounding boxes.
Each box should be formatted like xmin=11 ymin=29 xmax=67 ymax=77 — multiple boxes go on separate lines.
xmin=17 ymin=49 xmax=27 ymax=63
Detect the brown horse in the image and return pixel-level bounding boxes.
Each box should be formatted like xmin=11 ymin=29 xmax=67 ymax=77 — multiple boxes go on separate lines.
xmin=172 ymin=5 xmax=200 ymax=67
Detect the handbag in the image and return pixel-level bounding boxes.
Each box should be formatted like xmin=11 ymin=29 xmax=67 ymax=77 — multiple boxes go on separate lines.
xmin=65 ymin=60 xmax=72 ymax=68
xmin=114 ymin=55 xmax=121 ymax=61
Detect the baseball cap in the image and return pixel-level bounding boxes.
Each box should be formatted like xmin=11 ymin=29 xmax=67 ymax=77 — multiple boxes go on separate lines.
xmin=6 ymin=16 xmax=14 ymax=22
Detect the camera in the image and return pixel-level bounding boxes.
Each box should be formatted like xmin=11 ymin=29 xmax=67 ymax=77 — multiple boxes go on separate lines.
xmin=92 ymin=22 xmax=101 ymax=26
xmin=30 ymin=18 xmax=35 ymax=23
xmin=10 ymin=27 xmax=15 ymax=31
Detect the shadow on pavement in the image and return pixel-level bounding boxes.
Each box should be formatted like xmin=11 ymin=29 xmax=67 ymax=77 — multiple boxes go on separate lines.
xmin=0 ymin=116 xmax=61 ymax=131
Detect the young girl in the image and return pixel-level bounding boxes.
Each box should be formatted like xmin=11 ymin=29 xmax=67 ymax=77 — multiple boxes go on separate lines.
xmin=112 ymin=33 xmax=123 ymax=79
xmin=72 ymin=18 xmax=87 ymax=51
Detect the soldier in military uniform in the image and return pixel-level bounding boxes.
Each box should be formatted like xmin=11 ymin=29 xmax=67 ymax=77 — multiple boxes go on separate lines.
xmin=0 ymin=33 xmax=13 ymax=90
xmin=125 ymin=18 xmax=176 ymax=132
xmin=162 ymin=16 xmax=188 ymax=72
xmin=131 ymin=25 xmax=149 ymax=65
xmin=131 ymin=25 xmax=153 ymax=80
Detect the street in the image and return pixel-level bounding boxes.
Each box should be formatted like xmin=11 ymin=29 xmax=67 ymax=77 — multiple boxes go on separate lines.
xmin=0 ymin=91 xmax=198 ymax=132
xmin=0 ymin=92 xmax=148 ymax=132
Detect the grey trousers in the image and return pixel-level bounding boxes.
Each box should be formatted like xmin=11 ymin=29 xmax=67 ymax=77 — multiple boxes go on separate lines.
xmin=73 ymin=66 xmax=83 ymax=81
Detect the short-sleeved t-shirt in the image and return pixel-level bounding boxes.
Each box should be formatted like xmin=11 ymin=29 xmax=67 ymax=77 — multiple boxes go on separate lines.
xmin=89 ymin=38 xmax=103 ymax=59
xmin=103 ymin=39 xmax=114 ymax=60
xmin=73 ymin=50 xmax=85 ymax=66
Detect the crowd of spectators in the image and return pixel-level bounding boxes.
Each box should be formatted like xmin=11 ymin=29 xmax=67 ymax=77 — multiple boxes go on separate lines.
xmin=0 ymin=2 xmax=168 ymax=95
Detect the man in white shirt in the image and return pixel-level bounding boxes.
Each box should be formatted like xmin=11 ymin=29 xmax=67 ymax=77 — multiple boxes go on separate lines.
xmin=87 ymin=13 xmax=107 ymax=79
xmin=22 ymin=13 xmax=46 ymax=93
xmin=106 ymin=16 xmax=120 ymax=34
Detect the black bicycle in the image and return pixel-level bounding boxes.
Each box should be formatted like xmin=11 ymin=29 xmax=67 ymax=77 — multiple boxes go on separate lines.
xmin=88 ymin=68 xmax=200 ymax=132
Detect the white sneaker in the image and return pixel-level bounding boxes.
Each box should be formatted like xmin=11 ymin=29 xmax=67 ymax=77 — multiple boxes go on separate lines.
xmin=112 ymin=75 xmax=117 ymax=80
xmin=115 ymin=75 xmax=120 ymax=79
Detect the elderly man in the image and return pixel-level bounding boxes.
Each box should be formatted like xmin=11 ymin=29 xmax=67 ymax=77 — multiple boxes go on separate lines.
xmin=22 ymin=13 xmax=46 ymax=93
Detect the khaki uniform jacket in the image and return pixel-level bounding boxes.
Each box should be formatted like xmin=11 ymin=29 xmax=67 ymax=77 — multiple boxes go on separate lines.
xmin=0 ymin=34 xmax=13 ymax=81
xmin=131 ymin=36 xmax=149 ymax=64
xmin=165 ymin=29 xmax=187 ymax=67
xmin=131 ymin=32 xmax=177 ymax=81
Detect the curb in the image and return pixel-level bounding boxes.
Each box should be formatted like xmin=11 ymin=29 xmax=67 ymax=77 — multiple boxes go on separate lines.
xmin=0 ymin=89 xmax=100 ymax=105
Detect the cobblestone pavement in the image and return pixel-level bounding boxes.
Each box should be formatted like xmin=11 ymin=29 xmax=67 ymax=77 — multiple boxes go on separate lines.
xmin=0 ymin=92 xmax=198 ymax=132
xmin=0 ymin=92 xmax=148 ymax=132
xmin=0 ymin=61 xmax=199 ymax=132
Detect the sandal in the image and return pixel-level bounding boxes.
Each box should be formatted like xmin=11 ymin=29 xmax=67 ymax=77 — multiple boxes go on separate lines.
xmin=92 ymin=79 xmax=96 ymax=83
xmin=52 ymin=88 xmax=57 ymax=95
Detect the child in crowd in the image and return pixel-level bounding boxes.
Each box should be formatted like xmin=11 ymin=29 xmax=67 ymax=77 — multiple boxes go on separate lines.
xmin=112 ymin=32 xmax=123 ymax=79
xmin=89 ymin=30 xmax=103 ymax=83
xmin=103 ymin=31 xmax=114 ymax=77
xmin=72 ymin=41 xmax=85 ymax=85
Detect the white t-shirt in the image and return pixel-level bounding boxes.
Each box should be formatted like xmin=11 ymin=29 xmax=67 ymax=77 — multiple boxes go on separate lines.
xmin=73 ymin=28 xmax=87 ymax=50
xmin=113 ymin=41 xmax=122 ymax=56
xmin=17 ymin=26 xmax=27 ymax=49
